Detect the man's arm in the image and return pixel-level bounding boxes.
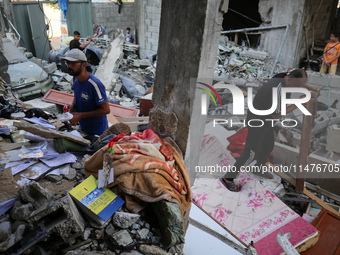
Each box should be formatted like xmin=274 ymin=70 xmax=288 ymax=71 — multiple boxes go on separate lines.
xmin=69 ymin=101 xmax=110 ymax=126
xmin=79 ymin=37 xmax=91 ymax=49
xmin=301 ymin=83 xmax=320 ymax=92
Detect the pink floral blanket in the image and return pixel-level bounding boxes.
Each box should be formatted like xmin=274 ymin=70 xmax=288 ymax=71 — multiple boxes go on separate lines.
xmin=192 ymin=172 xmax=318 ymax=255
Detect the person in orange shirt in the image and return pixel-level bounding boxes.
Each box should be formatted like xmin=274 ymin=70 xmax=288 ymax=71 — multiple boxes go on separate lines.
xmin=320 ymin=32 xmax=340 ymax=75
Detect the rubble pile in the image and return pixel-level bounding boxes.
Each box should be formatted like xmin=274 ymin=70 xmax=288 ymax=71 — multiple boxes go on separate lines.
xmin=0 ymin=107 xmax=186 ymax=254
xmin=0 ymin=179 xmax=184 ymax=254
xmin=214 ymin=36 xmax=287 ymax=85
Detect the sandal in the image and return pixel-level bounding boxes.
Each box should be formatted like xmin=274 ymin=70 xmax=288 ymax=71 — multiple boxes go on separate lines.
xmin=220 ymin=178 xmax=240 ymax=192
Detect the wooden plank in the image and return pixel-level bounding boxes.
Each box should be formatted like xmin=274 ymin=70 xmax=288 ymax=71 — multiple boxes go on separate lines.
xmin=42 ymin=89 xmax=138 ymax=117
xmin=276 ymin=171 xmax=340 ymax=216
xmin=13 ymin=121 xmax=91 ymax=146
xmin=297 ymin=98 xmax=316 ymax=193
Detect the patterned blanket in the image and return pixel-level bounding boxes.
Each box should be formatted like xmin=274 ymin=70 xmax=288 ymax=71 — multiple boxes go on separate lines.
xmin=84 ymin=129 xmax=192 ymax=215
xmin=192 ymin=173 xmax=319 ymax=255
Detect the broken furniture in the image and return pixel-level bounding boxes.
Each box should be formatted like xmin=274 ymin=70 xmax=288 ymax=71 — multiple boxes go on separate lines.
xmin=301 ymin=208 xmax=340 ymax=255
xmin=42 ymin=89 xmax=138 ymax=118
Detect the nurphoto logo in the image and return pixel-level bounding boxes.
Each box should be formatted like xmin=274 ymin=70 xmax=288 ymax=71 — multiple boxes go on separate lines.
xmin=197 ymin=82 xmax=312 ymax=128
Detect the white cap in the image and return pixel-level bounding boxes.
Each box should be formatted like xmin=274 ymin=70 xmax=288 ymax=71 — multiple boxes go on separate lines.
xmin=60 ymin=49 xmax=87 ymax=62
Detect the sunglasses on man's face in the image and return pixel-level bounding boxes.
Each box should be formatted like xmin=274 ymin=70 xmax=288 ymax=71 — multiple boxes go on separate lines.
xmin=65 ymin=61 xmax=83 ymax=66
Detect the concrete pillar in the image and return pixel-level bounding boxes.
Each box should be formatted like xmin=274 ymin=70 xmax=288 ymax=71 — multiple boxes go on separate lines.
xmin=149 ymin=0 xmax=227 ymax=184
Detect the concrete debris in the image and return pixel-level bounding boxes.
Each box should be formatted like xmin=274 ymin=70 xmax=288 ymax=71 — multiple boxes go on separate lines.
xmin=18 ymin=181 xmax=53 ymax=210
xmin=215 ymin=38 xmax=286 ymax=84
xmin=111 ymin=230 xmax=134 ymax=247
xmin=112 ymin=211 xmax=141 ymax=229
xmin=10 ymin=201 xmax=33 ymax=221
xmin=136 ymin=228 xmax=150 ymax=240
xmin=29 ymin=194 xmax=85 ymax=244
xmin=139 ymin=245 xmax=171 ymax=255
xmin=0 ymin=221 xmax=11 ymax=242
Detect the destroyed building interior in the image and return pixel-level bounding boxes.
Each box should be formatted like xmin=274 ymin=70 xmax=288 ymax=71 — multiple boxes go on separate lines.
xmin=0 ymin=0 xmax=340 ymax=254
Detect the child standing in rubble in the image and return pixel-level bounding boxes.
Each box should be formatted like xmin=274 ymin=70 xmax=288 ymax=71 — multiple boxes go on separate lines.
xmin=320 ymin=31 xmax=340 ymax=75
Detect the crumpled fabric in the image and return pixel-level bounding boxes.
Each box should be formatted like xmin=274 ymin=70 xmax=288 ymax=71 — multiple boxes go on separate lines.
xmin=58 ymin=0 xmax=68 ymax=19
xmin=84 ymin=129 xmax=192 ymax=216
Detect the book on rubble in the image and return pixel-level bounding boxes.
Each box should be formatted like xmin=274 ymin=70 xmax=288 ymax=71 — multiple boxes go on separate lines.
xmin=69 ymin=175 xmax=124 ymax=225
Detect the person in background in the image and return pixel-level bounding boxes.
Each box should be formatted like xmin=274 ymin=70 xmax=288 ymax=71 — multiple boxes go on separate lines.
xmin=92 ymin=24 xmax=107 ymax=38
xmin=320 ymin=31 xmax=340 ymax=75
xmin=69 ymin=31 xmax=91 ymax=51
xmin=60 ymin=49 xmax=110 ymax=136
xmin=125 ymin=27 xmax=134 ymax=43
xmin=221 ymin=69 xmax=319 ymax=192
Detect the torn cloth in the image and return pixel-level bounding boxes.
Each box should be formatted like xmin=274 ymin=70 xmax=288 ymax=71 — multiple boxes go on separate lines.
xmin=84 ymin=129 xmax=192 ymax=215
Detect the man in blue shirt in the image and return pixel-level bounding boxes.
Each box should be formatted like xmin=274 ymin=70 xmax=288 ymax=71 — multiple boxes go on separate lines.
xmin=125 ymin=27 xmax=134 ymax=43
xmin=92 ymin=24 xmax=107 ymax=38
xmin=60 ymin=49 xmax=110 ymax=136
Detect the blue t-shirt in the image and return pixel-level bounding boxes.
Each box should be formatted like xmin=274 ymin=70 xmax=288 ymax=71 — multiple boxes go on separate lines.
xmin=72 ymin=73 xmax=108 ymax=135
xmin=125 ymin=34 xmax=134 ymax=43
xmin=97 ymin=26 xmax=107 ymax=38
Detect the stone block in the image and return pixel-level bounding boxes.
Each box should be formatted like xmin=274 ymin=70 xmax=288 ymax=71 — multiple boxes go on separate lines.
xmin=43 ymin=63 xmax=57 ymax=73
xmin=10 ymin=202 xmax=34 ymax=221
xmin=111 ymin=230 xmax=133 ymax=247
xmin=139 ymin=244 xmax=171 ymax=255
xmin=121 ymin=251 xmax=143 ymax=255
xmin=105 ymin=223 xmax=115 ymax=236
xmin=18 ymin=181 xmax=53 ymax=210
xmin=0 ymin=221 xmax=11 ymax=242
xmin=136 ymin=228 xmax=149 ymax=240
xmin=112 ymin=211 xmax=140 ymax=229
xmin=29 ymin=194 xmax=85 ymax=244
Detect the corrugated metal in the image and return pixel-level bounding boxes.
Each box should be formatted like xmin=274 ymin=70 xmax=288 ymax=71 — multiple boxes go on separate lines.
xmin=27 ymin=5 xmax=50 ymax=60
xmin=10 ymin=2 xmax=36 ymax=54
xmin=66 ymin=1 xmax=93 ymax=38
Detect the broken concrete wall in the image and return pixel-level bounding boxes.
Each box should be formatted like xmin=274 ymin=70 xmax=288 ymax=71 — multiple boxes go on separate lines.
xmin=307 ymin=71 xmax=340 ymax=111
xmin=259 ymin=0 xmax=306 ymax=68
xmin=134 ymin=0 xmax=161 ymax=58
xmin=0 ymin=37 xmax=10 ymax=84
xmin=296 ymin=0 xmax=338 ymax=65
xmin=92 ymin=2 xmax=135 ymax=36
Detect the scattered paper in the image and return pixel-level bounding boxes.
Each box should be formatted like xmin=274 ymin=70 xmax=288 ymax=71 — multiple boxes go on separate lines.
xmin=5 ymin=159 xmax=38 ymax=175
xmin=0 ymin=198 xmax=17 ymax=217
xmin=23 ymin=117 xmax=56 ymax=130
xmin=20 ymin=162 xmax=50 ymax=180
xmin=59 ymin=112 xmax=73 ymax=122
xmin=22 ymin=132 xmax=53 ymax=143
xmin=19 ymin=142 xmax=48 ymax=159
xmin=47 ymin=164 xmax=71 ymax=176
xmin=65 ymin=130 xmax=83 ymax=138
xmin=40 ymin=152 xmax=77 ymax=168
